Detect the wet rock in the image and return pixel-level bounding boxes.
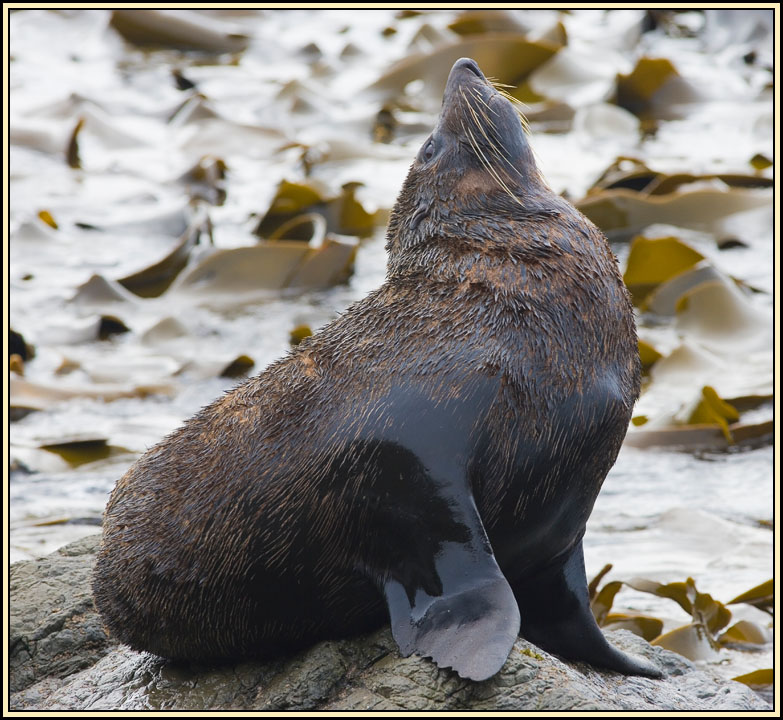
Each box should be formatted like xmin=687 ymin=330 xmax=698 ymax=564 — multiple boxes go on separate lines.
xmin=9 ymin=537 xmax=771 ymax=711
xmin=9 ymin=534 xmax=113 ymax=695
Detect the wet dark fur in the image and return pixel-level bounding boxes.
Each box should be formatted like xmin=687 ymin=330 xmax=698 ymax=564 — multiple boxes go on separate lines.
xmin=93 ymin=59 xmax=651 ymax=679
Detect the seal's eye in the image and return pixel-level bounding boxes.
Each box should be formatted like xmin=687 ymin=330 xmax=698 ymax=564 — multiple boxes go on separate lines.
xmin=419 ymin=138 xmax=436 ymax=164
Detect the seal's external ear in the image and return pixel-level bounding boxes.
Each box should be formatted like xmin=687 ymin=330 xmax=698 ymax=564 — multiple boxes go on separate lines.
xmin=410 ymin=199 xmax=430 ymax=230
xmin=384 ymin=540 xmax=520 ymax=682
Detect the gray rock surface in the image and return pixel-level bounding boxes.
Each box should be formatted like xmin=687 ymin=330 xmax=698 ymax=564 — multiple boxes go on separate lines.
xmin=9 ymin=533 xmax=114 ymax=694
xmin=9 ymin=536 xmax=771 ymax=711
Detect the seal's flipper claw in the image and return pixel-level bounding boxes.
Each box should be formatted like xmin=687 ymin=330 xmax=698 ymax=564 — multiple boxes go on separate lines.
xmin=514 ymin=540 xmax=663 ymax=678
xmin=383 ymin=546 xmax=520 ymax=682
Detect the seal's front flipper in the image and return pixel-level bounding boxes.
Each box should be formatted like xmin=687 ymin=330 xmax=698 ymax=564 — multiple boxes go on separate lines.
xmin=383 ymin=541 xmax=520 ymax=682
xmin=514 ymin=540 xmax=662 ymax=678
xmin=348 ymin=390 xmax=520 ymax=682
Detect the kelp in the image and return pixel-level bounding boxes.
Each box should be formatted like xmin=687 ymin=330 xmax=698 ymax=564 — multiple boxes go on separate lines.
xmin=588 ymin=570 xmax=772 ymax=662
xmin=24 ymin=315 xmax=125 ymax=347
xmin=627 ymin=577 xmax=732 ymax=635
xmin=643 ymin=263 xmax=724 ymax=316
xmin=54 ymin=357 xmax=81 ymax=376
xmin=37 ymin=210 xmax=58 ymax=229
xmin=10 ymin=376 xmax=175 ymax=413
xmin=64 ymin=105 xmax=153 ymax=160
xmin=97 ymin=315 xmax=131 ymax=341
xmin=74 ymin=351 xmax=182 ymax=385
xmin=366 ymin=33 xmax=561 ymax=102
xmin=590 ymin=579 xmax=623 ymax=626
xmin=168 ymin=94 xmax=222 ymax=125
xmin=9 ymin=329 xmax=34 ymax=361
xmin=622 ymin=235 xmax=704 ymax=305
xmin=81 ymin=203 xmax=191 ymax=238
xmin=176 ymin=156 xmax=228 ymax=205
xmin=268 ymin=213 xmax=326 ymax=243
xmin=518 ymin=100 xmax=575 ymax=133
xmin=576 ymin=184 xmax=771 ymax=240
xmin=613 ymin=56 xmax=701 ymax=119
xmin=253 ymin=180 xmax=379 ymax=240
xmin=621 ymin=218 xmax=771 ymax=450
xmin=629 ymin=363 xmax=773 ymax=450
xmin=528 ymin=45 xmax=618 ymax=108
xmin=587 ymin=565 xmax=665 ymax=644
xmin=749 ymin=152 xmax=772 ymax=170
xmin=372 ymin=106 xmax=396 ymax=144
xmin=27 ymin=516 xmax=102 ymax=528
xmin=675 ymin=278 xmax=771 ymax=352
xmin=616 ymin=57 xmax=679 ymax=110
xmin=290 ymin=325 xmax=313 ymax=346
xmin=118 ymin=214 xmax=208 ymax=298
xmin=638 ymin=340 xmax=662 ymax=373
xmin=532 ymin=20 xmax=568 ymax=48
xmin=110 ymin=10 xmax=249 ymax=54
xmin=728 ymin=579 xmax=773 ymax=615
xmin=10 ymin=118 xmax=72 ymax=155
xmin=573 ymin=103 xmax=639 ymax=142
xmin=174 ymin=202 xmax=356 ymax=298
xmin=286 ymin=236 xmax=358 ymax=290
xmin=177 ymin=116 xmax=286 ymax=157
xmin=38 ymin=437 xmax=116 ymax=468
xmin=447 ymin=10 xmax=531 ymax=37
xmin=602 ymin=614 xmax=664 ymax=643
xmin=71 ymin=275 xmax=140 ymax=307
xmin=625 ymin=418 xmax=774 ymax=451
xmin=219 ymin=355 xmax=255 ymax=379
xmin=684 ymin=386 xmax=739 ymax=443
xmin=10 ymin=354 xmax=25 ymax=376
xmin=140 ymin=317 xmax=189 ymax=346
xmin=172 ymin=68 xmax=198 ymax=92
xmin=652 ymin=623 xmax=719 ymax=661
xmin=66 ymin=117 xmax=84 ymax=169
xmin=170 ymin=236 xmax=357 ymax=299
xmin=732 ymin=669 xmax=774 ymax=690
xmin=578 ymin=156 xmax=772 ymax=241
xmin=718 ymin=620 xmax=771 ymax=648
xmin=589 ymin=156 xmax=661 ymax=193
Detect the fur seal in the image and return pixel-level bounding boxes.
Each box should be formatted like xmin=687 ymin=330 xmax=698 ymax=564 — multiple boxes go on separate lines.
xmin=93 ymin=58 xmax=661 ymax=682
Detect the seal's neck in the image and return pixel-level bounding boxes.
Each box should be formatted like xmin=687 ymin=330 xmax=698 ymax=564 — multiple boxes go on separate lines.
xmin=385 ymin=202 xmax=623 ymax=313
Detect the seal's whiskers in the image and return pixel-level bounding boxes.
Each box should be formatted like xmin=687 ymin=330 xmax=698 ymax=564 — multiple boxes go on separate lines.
xmin=458 ymin=90 xmax=524 ymax=206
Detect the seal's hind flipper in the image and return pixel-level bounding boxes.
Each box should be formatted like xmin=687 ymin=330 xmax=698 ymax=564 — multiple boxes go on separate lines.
xmin=514 ymin=540 xmax=663 ymax=678
xmin=383 ymin=541 xmax=520 ymax=682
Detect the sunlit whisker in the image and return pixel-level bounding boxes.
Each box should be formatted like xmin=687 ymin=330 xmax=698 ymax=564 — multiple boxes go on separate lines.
xmin=461 ymin=119 xmax=523 ymax=207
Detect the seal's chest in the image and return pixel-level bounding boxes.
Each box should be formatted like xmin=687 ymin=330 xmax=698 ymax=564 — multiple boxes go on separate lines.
xmin=475 ymin=370 xmax=629 ymax=520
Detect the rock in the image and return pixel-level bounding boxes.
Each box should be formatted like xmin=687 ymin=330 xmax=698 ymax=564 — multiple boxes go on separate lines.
xmin=9 ymin=534 xmax=113 ymax=695
xmin=9 ymin=537 xmax=771 ymax=711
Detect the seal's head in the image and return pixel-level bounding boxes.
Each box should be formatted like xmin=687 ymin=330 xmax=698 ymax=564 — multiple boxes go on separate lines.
xmin=386 ymin=57 xmax=561 ymax=279
xmin=395 ymin=58 xmax=547 ymax=228
xmin=431 ymin=58 xmax=542 ymax=188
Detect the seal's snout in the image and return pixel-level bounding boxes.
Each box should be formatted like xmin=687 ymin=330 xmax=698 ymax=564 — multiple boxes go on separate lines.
xmin=444 ymin=57 xmax=489 ymax=103
xmin=452 ymin=57 xmax=483 ymax=78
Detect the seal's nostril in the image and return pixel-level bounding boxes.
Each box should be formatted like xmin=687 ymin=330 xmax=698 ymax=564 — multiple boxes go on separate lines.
xmin=454 ymin=58 xmax=482 ymax=77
